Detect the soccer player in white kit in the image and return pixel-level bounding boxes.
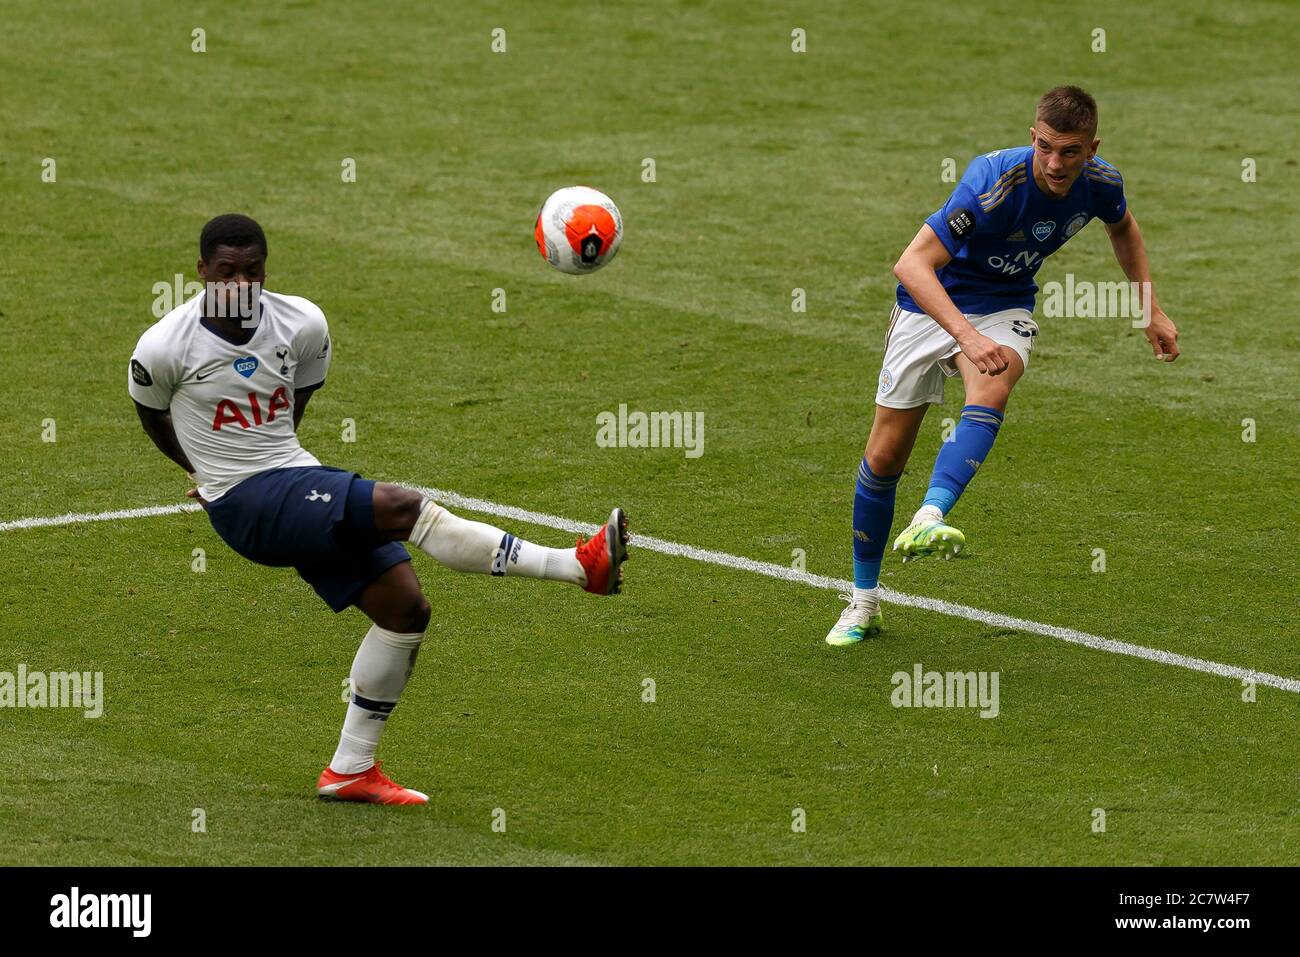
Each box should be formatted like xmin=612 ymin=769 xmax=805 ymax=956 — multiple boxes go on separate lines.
xmin=130 ymin=214 xmax=629 ymax=804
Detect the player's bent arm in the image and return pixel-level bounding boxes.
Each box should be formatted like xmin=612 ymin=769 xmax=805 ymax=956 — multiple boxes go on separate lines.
xmin=1104 ymin=211 xmax=1181 ymax=361
xmin=1103 ymin=211 xmax=1160 ymax=308
xmin=893 ymin=225 xmax=1007 ymax=374
xmin=892 ymin=225 xmax=962 ymax=332
xmin=292 ymin=383 xmax=322 ymax=431
xmin=133 ymin=400 xmax=196 ymax=474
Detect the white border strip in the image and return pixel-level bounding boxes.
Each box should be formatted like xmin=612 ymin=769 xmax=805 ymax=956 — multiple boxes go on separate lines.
xmin=0 ymin=502 xmax=202 ymax=531
xmin=409 ymin=486 xmax=1298 ymax=694
xmin=4 ymin=486 xmax=1296 ymax=694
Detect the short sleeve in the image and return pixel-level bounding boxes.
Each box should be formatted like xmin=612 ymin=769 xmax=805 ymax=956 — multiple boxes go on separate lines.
xmin=294 ymin=305 xmax=331 ymax=391
xmin=923 ymin=155 xmax=1009 ymax=255
xmin=1089 ymin=169 xmax=1128 ymax=224
xmin=128 ymin=329 xmax=177 ymax=411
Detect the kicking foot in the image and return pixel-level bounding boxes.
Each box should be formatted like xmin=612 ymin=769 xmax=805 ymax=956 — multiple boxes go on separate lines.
xmin=892 ymin=518 xmax=965 ymax=563
xmin=825 ymin=592 xmax=884 ymax=646
xmin=576 ymin=508 xmax=630 ymax=595
xmin=317 ymin=762 xmax=428 ymax=805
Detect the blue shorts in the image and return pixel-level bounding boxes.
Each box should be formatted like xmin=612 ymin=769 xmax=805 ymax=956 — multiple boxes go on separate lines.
xmin=207 ymin=465 xmax=411 ymax=612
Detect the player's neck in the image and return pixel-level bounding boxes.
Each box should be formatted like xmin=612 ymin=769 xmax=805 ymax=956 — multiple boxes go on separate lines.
xmin=200 ymin=304 xmax=261 ymax=346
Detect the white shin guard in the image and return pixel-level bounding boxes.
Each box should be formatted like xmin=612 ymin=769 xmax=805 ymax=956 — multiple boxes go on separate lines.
xmin=408 ymin=498 xmax=584 ymax=584
xmin=329 ymin=624 xmax=424 ymax=775
xmin=409 ymin=498 xmax=506 ymax=574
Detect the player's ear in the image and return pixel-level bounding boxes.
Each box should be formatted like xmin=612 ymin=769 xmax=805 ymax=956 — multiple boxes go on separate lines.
xmin=196 ymin=258 xmax=207 ymax=281
xmin=1089 ymin=138 xmax=1100 ymax=160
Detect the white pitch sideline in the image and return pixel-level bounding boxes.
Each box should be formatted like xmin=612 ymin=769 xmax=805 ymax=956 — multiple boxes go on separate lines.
xmin=3 ymin=484 xmax=1297 ymax=696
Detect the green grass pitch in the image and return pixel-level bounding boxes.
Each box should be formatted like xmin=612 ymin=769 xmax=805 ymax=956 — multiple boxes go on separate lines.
xmin=1 ymin=0 xmax=1297 ymax=865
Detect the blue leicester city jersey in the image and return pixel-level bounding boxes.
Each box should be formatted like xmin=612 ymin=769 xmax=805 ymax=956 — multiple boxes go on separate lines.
xmin=896 ymin=145 xmax=1128 ymax=315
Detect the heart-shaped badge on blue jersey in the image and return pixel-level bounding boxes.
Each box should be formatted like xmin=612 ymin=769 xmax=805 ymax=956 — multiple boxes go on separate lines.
xmin=233 ymin=356 xmax=258 ymax=378
xmin=1032 ymin=220 xmax=1056 ymax=242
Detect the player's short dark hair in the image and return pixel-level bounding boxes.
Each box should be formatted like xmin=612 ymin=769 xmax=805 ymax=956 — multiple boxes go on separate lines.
xmin=1035 ymin=86 xmax=1098 ymax=138
xmin=200 ymin=213 xmax=267 ymax=262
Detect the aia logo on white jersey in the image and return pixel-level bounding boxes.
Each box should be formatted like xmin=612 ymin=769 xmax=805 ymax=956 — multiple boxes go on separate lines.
xmin=212 ymin=387 xmax=290 ymax=430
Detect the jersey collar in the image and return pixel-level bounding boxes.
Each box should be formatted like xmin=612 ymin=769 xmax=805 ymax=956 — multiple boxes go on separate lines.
xmin=198 ymin=300 xmax=265 ymax=347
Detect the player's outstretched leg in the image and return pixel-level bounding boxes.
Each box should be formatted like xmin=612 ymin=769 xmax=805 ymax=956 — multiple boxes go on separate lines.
xmin=318 ymin=562 xmax=431 ymax=805
xmin=894 ymin=349 xmax=1022 ymax=562
xmin=826 ymin=405 xmax=926 ymax=646
xmin=372 ymin=484 xmax=629 ymax=595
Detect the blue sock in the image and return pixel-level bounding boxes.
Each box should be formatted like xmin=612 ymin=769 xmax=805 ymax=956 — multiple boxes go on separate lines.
xmin=922 ymin=405 xmax=1004 ymax=515
xmin=853 ymin=458 xmax=901 ymax=589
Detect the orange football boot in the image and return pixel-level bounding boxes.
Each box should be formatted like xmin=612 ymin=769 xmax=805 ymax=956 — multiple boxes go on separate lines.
xmin=575 ymin=508 xmax=630 ymax=595
xmin=317 ymin=762 xmax=428 ymax=805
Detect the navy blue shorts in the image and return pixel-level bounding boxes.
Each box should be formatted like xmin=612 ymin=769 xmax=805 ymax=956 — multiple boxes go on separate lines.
xmin=207 ymin=465 xmax=411 ymax=612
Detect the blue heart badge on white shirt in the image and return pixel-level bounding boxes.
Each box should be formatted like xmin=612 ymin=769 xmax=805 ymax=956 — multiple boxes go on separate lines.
xmin=233 ymin=356 xmax=258 ymax=378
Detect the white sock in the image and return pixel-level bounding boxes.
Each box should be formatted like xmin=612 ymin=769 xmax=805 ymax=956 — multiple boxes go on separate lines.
xmin=409 ymin=498 xmax=586 ymax=586
xmin=329 ymin=624 xmax=424 ymax=775
xmin=913 ymin=504 xmax=944 ymax=525
xmin=852 ymin=586 xmax=880 ymax=607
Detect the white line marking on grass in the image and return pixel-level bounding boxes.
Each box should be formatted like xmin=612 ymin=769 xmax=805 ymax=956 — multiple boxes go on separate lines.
xmin=412 ymin=486 xmax=1300 ymax=694
xmin=3 ymin=487 xmax=1296 ymax=695
xmin=0 ymin=502 xmax=201 ymax=532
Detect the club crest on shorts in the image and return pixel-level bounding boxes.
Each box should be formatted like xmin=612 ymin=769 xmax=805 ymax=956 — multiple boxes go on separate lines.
xmin=233 ymin=356 xmax=258 ymax=378
xmin=1032 ymin=221 xmax=1056 ymax=242
xmin=879 ymin=368 xmax=894 ymax=393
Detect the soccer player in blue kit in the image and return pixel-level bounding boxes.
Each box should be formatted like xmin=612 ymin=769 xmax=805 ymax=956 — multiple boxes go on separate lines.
xmin=826 ymin=86 xmax=1181 ymax=645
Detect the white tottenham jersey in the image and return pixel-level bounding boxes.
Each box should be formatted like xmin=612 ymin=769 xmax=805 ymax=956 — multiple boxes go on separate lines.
xmin=128 ymin=290 xmax=331 ymax=501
